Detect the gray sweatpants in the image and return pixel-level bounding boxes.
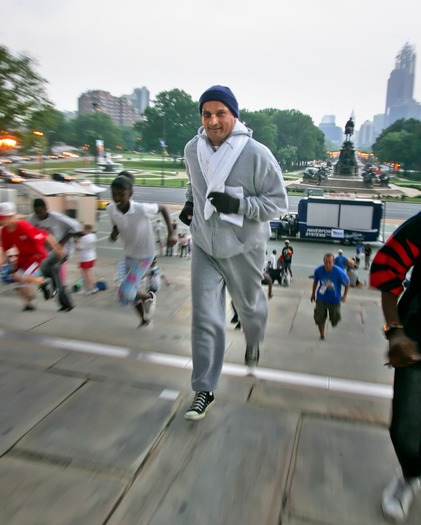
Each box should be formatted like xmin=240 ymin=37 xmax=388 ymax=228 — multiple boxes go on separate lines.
xmin=190 ymin=243 xmax=268 ymax=392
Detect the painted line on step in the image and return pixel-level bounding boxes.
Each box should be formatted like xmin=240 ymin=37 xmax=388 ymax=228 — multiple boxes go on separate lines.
xmin=0 ymin=329 xmax=392 ymax=399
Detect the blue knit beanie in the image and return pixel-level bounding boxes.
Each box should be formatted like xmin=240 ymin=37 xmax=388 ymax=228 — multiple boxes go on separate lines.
xmin=199 ymin=85 xmax=239 ymax=118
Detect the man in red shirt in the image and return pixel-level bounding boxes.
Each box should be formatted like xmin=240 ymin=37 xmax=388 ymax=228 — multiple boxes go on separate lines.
xmin=0 ymin=201 xmax=65 ymax=311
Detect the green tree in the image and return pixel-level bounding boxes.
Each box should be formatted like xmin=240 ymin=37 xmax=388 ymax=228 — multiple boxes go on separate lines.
xmin=68 ymin=112 xmax=123 ymax=154
xmin=136 ymin=89 xmax=199 ymax=155
xmin=119 ymin=126 xmax=137 ymax=151
xmin=373 ymin=119 xmax=421 ymax=171
xmin=278 ymin=145 xmax=298 ymax=171
xmin=272 ymin=109 xmax=325 ymax=165
xmin=27 ymin=107 xmax=69 ymax=153
xmin=0 ymin=45 xmax=49 ymax=129
xmin=240 ymin=109 xmax=278 ymax=152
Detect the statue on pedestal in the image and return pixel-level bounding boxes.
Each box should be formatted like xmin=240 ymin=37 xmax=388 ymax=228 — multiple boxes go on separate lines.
xmin=334 ymin=117 xmax=357 ymax=176
xmin=344 ymin=117 xmax=354 ymax=141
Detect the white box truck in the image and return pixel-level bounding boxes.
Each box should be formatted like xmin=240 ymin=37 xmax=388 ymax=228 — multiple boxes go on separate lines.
xmin=270 ymin=195 xmax=384 ymax=244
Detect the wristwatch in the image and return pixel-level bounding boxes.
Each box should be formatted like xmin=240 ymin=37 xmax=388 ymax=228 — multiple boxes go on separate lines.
xmin=383 ymin=322 xmax=404 ymax=340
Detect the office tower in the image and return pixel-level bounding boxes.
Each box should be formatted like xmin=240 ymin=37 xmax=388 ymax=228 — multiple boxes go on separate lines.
xmin=385 ymin=43 xmax=421 ymax=127
xmin=372 ymin=113 xmax=385 ymax=142
xmin=78 ymin=90 xmax=140 ymax=126
xmin=130 ymin=87 xmax=150 ymax=115
xmin=318 ymin=115 xmax=342 ymax=146
xmin=357 ymin=120 xmax=375 ymax=148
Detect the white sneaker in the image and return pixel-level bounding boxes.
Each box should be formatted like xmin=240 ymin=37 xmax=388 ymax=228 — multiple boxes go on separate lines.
xmin=143 ymin=292 xmax=156 ymax=321
xmin=382 ymin=471 xmax=421 ymax=522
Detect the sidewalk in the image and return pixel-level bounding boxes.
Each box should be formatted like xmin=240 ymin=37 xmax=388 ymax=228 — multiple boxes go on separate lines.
xmin=0 ymin=254 xmax=420 ymax=525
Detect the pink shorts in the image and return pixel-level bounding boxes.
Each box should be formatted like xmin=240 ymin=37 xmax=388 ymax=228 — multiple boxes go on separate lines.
xmin=80 ymin=260 xmax=95 ymax=270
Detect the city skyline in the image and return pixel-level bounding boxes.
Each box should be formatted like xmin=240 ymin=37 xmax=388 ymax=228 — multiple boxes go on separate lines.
xmin=2 ymin=0 xmax=421 ymax=129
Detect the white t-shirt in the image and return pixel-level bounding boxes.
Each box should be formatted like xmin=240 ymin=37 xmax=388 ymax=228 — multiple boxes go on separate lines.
xmin=107 ymin=200 xmax=159 ymax=258
xmin=76 ymin=233 xmax=97 ymax=263
xmin=28 ymin=210 xmax=80 ymax=256
xmin=270 ymin=254 xmax=277 ymax=268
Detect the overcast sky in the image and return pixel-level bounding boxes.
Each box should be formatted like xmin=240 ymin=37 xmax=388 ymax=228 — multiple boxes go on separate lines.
xmin=3 ymin=0 xmax=421 ymax=131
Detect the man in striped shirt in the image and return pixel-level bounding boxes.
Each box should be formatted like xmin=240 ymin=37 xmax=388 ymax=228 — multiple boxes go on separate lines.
xmin=370 ymin=212 xmax=421 ymax=523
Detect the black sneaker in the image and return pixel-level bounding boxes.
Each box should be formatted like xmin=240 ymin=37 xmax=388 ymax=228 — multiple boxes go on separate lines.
xmin=184 ymin=391 xmax=215 ymax=421
xmin=245 ymin=343 xmax=260 ymax=368
xmin=58 ymin=306 xmax=74 ymax=312
xmin=22 ymin=304 xmax=36 ymax=312
xmin=40 ymin=279 xmax=53 ymax=300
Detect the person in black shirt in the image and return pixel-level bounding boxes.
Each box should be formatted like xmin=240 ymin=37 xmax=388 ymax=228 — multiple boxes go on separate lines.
xmin=370 ymin=212 xmax=421 ymax=522
xmin=280 ymin=240 xmax=294 ymax=278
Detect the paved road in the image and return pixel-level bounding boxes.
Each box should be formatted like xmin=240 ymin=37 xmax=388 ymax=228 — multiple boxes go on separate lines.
xmin=100 ymin=185 xmax=421 ymax=221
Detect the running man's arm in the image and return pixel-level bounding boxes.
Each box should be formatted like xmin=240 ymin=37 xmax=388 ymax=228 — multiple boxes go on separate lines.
xmin=158 ymin=205 xmax=177 ymax=247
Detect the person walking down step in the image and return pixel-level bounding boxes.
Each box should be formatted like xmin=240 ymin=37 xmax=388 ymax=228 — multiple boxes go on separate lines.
xmin=334 ymin=249 xmax=349 ymax=270
xmin=179 ymin=85 xmax=287 ymax=421
xmin=280 ymin=239 xmax=294 ymax=279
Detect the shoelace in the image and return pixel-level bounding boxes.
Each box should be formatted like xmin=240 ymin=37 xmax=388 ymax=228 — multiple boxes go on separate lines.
xmin=392 ymin=477 xmax=408 ymax=502
xmin=190 ymin=392 xmax=208 ymax=412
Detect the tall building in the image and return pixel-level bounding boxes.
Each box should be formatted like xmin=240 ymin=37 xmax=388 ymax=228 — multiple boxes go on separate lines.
xmin=372 ymin=113 xmax=385 ymax=141
xmin=385 ymin=43 xmax=421 ymax=127
xmin=78 ymin=90 xmax=140 ymax=126
xmin=318 ymin=115 xmax=342 ymax=146
xmin=357 ymin=120 xmax=375 ymax=148
xmin=130 ymin=87 xmax=150 ymax=115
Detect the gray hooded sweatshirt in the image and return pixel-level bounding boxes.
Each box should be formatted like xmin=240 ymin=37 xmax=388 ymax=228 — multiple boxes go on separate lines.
xmin=184 ymin=125 xmax=288 ymax=259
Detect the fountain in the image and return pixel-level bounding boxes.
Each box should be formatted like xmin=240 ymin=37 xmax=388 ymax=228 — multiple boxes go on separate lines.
xmin=74 ymin=152 xmax=139 ymax=178
xmin=97 ymin=155 xmax=123 ymax=172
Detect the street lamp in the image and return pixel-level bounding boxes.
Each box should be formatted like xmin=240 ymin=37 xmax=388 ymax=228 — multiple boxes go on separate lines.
xmin=92 ymin=102 xmax=99 ymax=185
xmin=160 ymin=139 xmax=168 ymax=187
xmin=160 ymin=115 xmax=167 ymax=186
xmin=33 ymin=130 xmax=45 ymax=173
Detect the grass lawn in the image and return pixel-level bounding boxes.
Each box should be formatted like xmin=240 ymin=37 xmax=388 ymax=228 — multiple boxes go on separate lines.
xmin=8 ymin=158 xmax=421 ymax=200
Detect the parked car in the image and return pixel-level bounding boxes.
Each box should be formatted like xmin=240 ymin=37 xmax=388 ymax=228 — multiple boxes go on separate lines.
xmin=18 ymin=168 xmax=41 ymax=179
xmin=51 ymin=172 xmax=76 ymax=182
xmin=97 ymin=199 xmax=111 ymax=210
xmin=0 ymin=168 xmax=24 ymax=183
xmin=304 ymin=167 xmax=319 ymax=176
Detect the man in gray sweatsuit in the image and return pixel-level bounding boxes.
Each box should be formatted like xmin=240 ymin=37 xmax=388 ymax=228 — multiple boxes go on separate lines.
xmin=179 ymin=85 xmax=288 ymax=421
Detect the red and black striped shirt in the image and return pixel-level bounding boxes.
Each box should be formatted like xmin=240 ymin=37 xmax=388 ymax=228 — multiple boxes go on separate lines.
xmin=370 ymin=212 xmax=421 ymax=297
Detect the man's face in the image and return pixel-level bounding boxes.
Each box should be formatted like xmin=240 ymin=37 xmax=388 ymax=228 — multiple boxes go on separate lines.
xmin=201 ymin=101 xmax=236 ymax=146
xmin=323 ymin=255 xmax=334 ymax=271
xmin=34 ymin=206 xmax=48 ymax=220
xmin=0 ymin=215 xmax=15 ymax=229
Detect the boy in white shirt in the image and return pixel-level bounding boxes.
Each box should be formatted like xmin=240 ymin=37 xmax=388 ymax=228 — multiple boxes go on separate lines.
xmin=107 ymin=173 xmax=177 ymax=326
